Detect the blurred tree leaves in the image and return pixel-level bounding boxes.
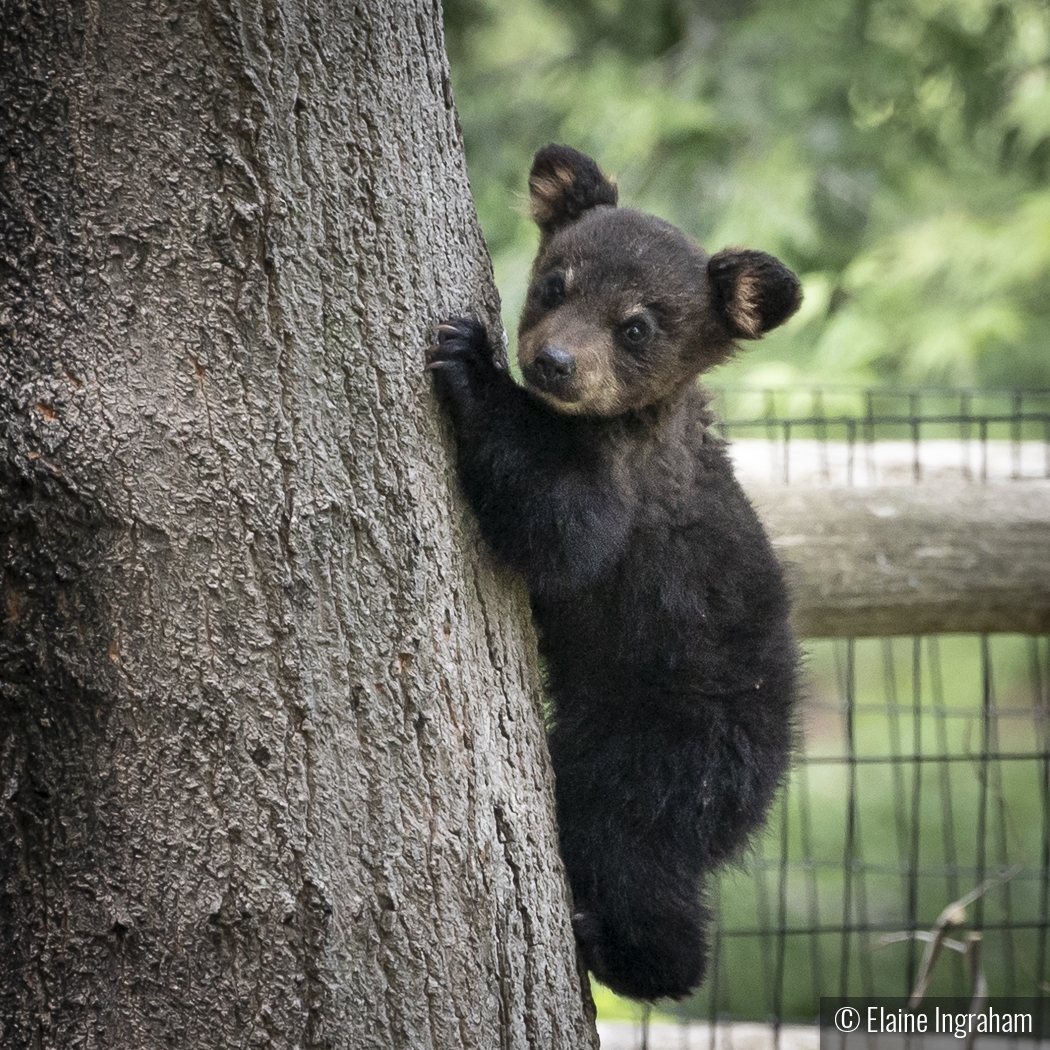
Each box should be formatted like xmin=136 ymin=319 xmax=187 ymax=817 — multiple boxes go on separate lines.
xmin=443 ymin=0 xmax=1050 ymax=388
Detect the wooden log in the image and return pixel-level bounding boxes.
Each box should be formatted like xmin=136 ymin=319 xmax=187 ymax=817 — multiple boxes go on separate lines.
xmin=745 ymin=482 xmax=1050 ymax=638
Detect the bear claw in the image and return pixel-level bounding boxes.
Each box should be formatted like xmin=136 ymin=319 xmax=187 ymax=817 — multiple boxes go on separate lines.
xmin=426 ymin=316 xmax=490 ymax=371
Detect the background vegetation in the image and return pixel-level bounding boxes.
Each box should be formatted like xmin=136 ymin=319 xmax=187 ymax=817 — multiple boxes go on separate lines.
xmin=443 ymin=0 xmax=1050 ymax=390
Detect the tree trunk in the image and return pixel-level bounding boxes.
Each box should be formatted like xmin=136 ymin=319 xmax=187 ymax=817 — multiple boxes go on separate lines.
xmin=0 ymin=1 xmax=598 ymax=1047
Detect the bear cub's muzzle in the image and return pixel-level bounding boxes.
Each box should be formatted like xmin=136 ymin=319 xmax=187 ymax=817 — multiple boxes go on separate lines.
xmin=524 ymin=344 xmax=579 ymax=400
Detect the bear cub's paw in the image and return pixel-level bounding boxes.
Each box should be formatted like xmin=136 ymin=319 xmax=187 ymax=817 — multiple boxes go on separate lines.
xmin=426 ymin=316 xmax=498 ymax=412
xmin=572 ymin=907 xmax=708 ymax=1002
xmin=426 ymin=316 xmax=493 ymax=371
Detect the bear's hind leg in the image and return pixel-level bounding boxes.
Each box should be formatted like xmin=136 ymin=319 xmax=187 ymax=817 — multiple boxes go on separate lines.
xmin=569 ymin=860 xmax=710 ymax=1001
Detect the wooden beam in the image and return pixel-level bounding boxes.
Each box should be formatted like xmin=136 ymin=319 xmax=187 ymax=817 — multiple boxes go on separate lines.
xmin=745 ymin=482 xmax=1050 ymax=638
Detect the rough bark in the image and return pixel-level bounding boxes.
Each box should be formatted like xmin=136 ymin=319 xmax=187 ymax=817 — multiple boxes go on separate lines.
xmin=749 ymin=482 xmax=1050 ymax=637
xmin=0 ymin=1 xmax=598 ymax=1047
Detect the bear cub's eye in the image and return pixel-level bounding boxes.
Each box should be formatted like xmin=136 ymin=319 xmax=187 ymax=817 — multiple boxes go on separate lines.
xmin=618 ymin=313 xmax=655 ymax=352
xmin=540 ymin=272 xmax=566 ymax=309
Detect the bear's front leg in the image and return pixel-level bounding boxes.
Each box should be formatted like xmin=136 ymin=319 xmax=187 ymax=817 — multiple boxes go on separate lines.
xmin=426 ymin=315 xmax=634 ymax=592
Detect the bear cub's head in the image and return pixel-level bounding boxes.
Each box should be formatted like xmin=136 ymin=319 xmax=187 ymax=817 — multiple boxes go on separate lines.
xmin=518 ymin=144 xmax=802 ymax=417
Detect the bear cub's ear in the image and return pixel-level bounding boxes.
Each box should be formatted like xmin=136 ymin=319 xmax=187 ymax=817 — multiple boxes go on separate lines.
xmin=529 ymin=144 xmax=618 ymax=240
xmin=708 ymin=249 xmax=802 ymax=340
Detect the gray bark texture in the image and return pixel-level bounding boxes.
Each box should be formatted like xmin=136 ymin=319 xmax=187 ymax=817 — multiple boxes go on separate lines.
xmin=0 ymin=1 xmax=598 ymax=1047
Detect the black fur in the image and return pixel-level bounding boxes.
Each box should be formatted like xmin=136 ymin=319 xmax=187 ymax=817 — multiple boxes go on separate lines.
xmin=529 ymin=143 xmax=619 ymax=240
xmin=427 ymin=146 xmax=799 ymax=1001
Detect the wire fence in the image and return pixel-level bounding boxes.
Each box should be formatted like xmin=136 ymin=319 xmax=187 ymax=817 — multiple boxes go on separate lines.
xmin=703 ymin=634 xmax=1049 ymax=1020
xmin=601 ymin=388 xmax=1050 ymax=1047
xmin=711 ymin=386 xmax=1050 ymax=486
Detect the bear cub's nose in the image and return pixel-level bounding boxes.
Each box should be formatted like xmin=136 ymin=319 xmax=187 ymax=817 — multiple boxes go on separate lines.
xmin=533 ymin=345 xmax=577 ymax=383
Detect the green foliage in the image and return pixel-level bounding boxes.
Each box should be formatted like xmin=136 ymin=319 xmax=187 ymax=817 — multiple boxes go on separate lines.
xmin=444 ymin=0 xmax=1050 ymax=388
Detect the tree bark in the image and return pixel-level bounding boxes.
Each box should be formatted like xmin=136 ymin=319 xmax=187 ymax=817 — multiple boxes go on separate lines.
xmin=0 ymin=1 xmax=598 ymax=1047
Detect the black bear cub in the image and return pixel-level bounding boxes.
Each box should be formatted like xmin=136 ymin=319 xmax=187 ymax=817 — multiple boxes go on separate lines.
xmin=427 ymin=145 xmax=800 ymax=1001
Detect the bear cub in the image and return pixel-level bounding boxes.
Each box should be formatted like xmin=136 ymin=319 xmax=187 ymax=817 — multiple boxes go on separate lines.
xmin=427 ymin=145 xmax=800 ymax=1001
